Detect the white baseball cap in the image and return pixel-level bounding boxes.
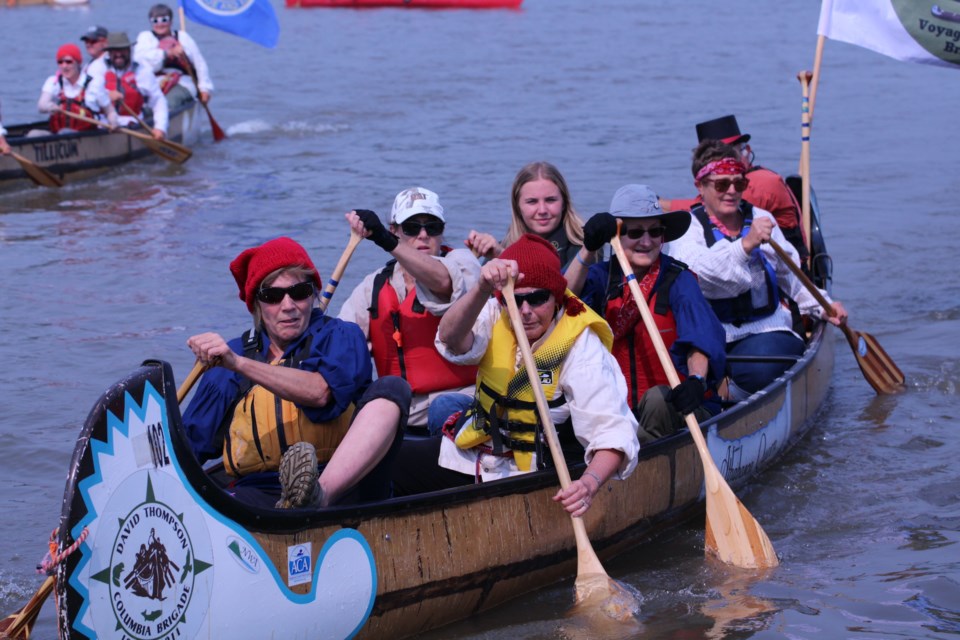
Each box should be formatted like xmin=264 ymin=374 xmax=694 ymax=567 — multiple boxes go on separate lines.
xmin=390 ymin=187 xmax=445 ymax=225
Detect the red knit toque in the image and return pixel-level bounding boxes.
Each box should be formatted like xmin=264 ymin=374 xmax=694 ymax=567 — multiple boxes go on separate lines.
xmin=499 ymin=234 xmax=584 ymax=315
xmin=57 ymin=43 xmax=82 ymax=63
xmin=229 ymin=237 xmax=322 ymax=312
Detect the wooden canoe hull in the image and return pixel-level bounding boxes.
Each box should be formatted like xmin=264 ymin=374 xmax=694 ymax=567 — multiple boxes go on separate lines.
xmin=53 ymin=324 xmax=833 ymax=639
xmin=0 ymin=102 xmax=200 ymax=192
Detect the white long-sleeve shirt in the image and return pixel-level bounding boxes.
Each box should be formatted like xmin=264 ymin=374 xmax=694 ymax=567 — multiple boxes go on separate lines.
xmin=134 ymin=29 xmax=214 ymax=96
xmin=435 ymin=298 xmax=640 ymax=481
xmin=664 ymin=206 xmax=832 ymax=343
xmin=38 ymin=72 xmax=112 ymax=117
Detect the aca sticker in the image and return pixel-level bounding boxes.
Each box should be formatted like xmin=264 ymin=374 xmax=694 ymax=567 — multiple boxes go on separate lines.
xmin=287 ymin=542 xmax=312 ymax=587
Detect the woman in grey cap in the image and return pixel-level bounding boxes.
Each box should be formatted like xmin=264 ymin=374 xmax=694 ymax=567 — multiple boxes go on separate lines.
xmin=575 ymin=185 xmax=727 ymax=443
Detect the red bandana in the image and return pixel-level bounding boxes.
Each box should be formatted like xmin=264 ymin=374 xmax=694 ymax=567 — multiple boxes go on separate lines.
xmin=695 ymin=158 xmax=746 ymax=182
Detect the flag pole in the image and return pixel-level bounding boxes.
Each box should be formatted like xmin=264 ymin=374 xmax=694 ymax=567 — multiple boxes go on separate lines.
xmin=808 ymin=35 xmax=825 ymax=128
xmin=179 ymin=4 xmax=187 ymax=31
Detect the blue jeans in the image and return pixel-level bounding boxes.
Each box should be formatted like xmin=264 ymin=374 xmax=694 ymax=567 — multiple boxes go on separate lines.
xmin=426 ymin=392 xmax=474 ymax=436
xmin=727 ymin=331 xmax=805 ymax=397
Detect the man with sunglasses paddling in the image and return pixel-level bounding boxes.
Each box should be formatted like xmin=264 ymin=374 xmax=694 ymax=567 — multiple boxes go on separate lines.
xmin=665 ymin=142 xmax=847 ymax=401
xmin=135 ymin=3 xmax=214 ymax=110
xmin=338 ymin=187 xmax=481 ymax=436
xmin=576 ymin=185 xmax=727 ymax=443
xmin=182 ymin=237 xmax=411 ymax=509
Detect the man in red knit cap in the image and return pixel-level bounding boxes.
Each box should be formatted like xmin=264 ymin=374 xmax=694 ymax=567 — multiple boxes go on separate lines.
xmin=392 ymin=234 xmax=640 ymax=520
xmin=182 ymin=236 xmax=411 ymax=510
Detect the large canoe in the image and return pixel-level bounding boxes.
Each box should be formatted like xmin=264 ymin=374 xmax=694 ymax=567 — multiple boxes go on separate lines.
xmin=286 ymin=0 xmax=522 ymax=8
xmin=0 ymin=101 xmax=200 ymax=192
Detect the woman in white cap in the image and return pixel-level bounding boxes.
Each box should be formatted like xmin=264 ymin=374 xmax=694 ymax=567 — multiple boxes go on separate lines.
xmin=338 ymin=188 xmax=481 ymax=436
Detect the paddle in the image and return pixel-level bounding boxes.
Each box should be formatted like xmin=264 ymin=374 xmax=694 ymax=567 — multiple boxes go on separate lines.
xmin=501 ymin=276 xmax=640 ymax=617
xmin=0 ymin=575 xmax=54 ymax=640
xmin=768 ymin=238 xmax=905 ymax=394
xmin=318 ymin=230 xmax=363 ymax=313
xmin=9 ymin=151 xmax=63 ymax=188
xmin=798 ymin=71 xmax=813 ymax=256
xmin=116 ymin=103 xmax=194 ymax=163
xmin=610 ymin=223 xmax=780 ymax=570
xmin=177 ymin=5 xmax=225 ymax=141
xmin=53 ymin=108 xmax=192 ymax=165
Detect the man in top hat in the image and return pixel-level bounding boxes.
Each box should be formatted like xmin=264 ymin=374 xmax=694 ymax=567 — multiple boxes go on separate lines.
xmin=662 ymin=114 xmax=808 ymax=263
xmin=135 ymin=3 xmax=214 ymax=110
xmin=91 ymin=32 xmax=168 ymax=140
xmin=575 ymin=185 xmax=727 ymax=443
xmin=80 ymin=25 xmax=109 ymax=77
xmin=338 ymin=187 xmax=481 ymax=436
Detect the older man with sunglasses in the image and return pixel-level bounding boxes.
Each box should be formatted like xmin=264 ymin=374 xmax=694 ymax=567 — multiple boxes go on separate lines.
xmin=573 ymin=185 xmax=727 ymax=443
xmin=338 ymin=188 xmax=481 ymax=436
xmin=664 ymin=141 xmax=847 ymax=402
xmin=182 ymin=237 xmax=410 ymax=510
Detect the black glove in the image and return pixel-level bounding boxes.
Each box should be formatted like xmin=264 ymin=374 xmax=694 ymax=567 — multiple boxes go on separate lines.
xmin=583 ymin=212 xmax=617 ymax=252
xmin=355 ymin=209 xmax=398 ymax=252
xmin=666 ymin=376 xmax=705 ymax=415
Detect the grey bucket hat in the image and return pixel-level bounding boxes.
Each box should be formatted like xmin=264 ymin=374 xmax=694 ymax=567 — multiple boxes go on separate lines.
xmin=105 ymin=32 xmax=133 ymax=50
xmin=609 ymin=184 xmax=691 ymax=242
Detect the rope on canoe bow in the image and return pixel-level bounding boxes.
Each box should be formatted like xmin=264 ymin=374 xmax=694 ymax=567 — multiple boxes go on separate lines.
xmin=37 ymin=527 xmax=88 ymax=576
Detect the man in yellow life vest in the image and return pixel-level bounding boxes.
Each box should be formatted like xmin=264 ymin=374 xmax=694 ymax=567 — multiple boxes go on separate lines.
xmin=182 ymin=237 xmax=411 ymax=509
xmin=392 ymin=234 xmax=640 ymax=518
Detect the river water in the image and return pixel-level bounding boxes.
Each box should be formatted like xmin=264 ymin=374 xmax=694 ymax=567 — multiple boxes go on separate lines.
xmin=1 ymin=0 xmax=958 ymax=638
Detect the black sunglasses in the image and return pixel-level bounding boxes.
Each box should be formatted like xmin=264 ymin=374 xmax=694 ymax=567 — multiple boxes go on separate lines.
xmin=256 ymin=281 xmax=315 ymax=305
xmin=400 ymin=221 xmax=445 ymax=237
xmin=701 ymin=177 xmax=749 ymax=193
xmin=620 ymin=226 xmax=667 ymax=240
xmin=501 ymin=288 xmax=553 ymax=309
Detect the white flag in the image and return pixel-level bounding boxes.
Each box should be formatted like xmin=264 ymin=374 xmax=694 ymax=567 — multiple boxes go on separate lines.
xmin=818 ymin=0 xmax=960 ymax=69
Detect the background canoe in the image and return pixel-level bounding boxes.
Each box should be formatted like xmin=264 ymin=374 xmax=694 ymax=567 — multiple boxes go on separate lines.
xmin=285 ymin=0 xmax=522 ymax=8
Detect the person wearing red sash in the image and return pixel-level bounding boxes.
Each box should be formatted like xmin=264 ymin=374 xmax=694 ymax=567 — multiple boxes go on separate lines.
xmin=37 ymin=43 xmax=117 ymax=134
xmin=576 ymin=185 xmax=727 ymax=443
xmin=135 ymin=3 xmax=214 ymax=110
xmin=338 ymin=188 xmax=481 ymax=436
xmin=95 ymin=32 xmax=168 ymax=140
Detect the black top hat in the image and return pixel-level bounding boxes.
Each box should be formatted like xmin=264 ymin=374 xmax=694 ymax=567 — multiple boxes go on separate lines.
xmin=695 ymin=115 xmax=751 ymax=145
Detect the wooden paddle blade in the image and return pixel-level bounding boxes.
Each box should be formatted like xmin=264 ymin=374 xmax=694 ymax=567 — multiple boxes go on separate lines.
xmin=203 ymin=102 xmax=227 ymax=141
xmin=841 ymin=326 xmax=905 ymax=394
xmin=122 ymin=128 xmax=193 ymax=164
xmin=10 ymin=152 xmax=63 ymax=188
xmin=702 ymin=467 xmax=780 ymax=569
xmin=0 ymin=575 xmax=54 ymax=639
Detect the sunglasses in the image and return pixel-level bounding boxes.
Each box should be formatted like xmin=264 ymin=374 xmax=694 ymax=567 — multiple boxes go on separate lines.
xmin=256 ymin=281 xmax=316 ymax=305
xmin=151 ymin=15 xmax=172 ymax=24
xmin=501 ymin=289 xmax=553 ymax=309
xmin=400 ymin=221 xmax=445 ymax=237
xmin=57 ymin=59 xmax=77 ymax=65
xmin=620 ymin=226 xmax=667 ymax=240
xmin=701 ymin=177 xmax=750 ymax=193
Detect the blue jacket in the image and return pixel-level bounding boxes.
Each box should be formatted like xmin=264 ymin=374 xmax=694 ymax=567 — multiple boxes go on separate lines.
xmin=182 ymin=309 xmax=372 ymax=463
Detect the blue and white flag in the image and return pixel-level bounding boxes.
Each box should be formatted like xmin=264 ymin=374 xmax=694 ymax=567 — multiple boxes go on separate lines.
xmin=819 ymin=0 xmax=960 ymax=69
xmin=180 ymin=0 xmax=280 ymax=49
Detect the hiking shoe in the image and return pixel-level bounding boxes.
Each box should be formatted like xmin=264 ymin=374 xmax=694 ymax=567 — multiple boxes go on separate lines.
xmin=276 ymin=442 xmax=322 ymax=509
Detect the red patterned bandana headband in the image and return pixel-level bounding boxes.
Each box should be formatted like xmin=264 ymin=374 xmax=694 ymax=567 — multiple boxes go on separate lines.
xmin=695 ymin=158 xmax=746 ymax=182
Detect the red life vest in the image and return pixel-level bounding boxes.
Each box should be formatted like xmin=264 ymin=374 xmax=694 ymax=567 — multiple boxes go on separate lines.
xmin=49 ymin=74 xmax=98 ymax=133
xmin=368 ymin=257 xmax=478 ymax=395
xmin=105 ymin=62 xmax=145 ymax=117
xmin=155 ymin=31 xmax=187 ymax=94
xmin=602 ymin=259 xmax=686 ymax=411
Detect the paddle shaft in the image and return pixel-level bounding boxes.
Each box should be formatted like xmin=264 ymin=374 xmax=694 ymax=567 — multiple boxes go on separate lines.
xmin=52 ymin=108 xmax=191 ymax=163
xmin=501 ymin=278 xmax=607 ymax=579
xmin=610 ymin=229 xmax=779 ymax=569
xmin=2 ymin=575 xmax=54 ymax=639
xmin=318 ymin=231 xmax=363 ymax=313
xmin=9 ymin=151 xmax=63 ymax=187
xmin=798 ymin=71 xmax=813 ymax=257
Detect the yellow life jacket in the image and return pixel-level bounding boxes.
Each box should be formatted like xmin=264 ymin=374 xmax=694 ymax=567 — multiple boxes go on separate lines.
xmin=222 ymin=331 xmax=353 ymax=476
xmin=454 ymin=293 xmax=613 ymax=471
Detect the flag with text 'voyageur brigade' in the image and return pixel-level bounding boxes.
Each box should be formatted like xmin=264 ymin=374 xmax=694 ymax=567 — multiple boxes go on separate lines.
xmin=180 ymin=0 xmax=279 ymax=49
xmin=818 ymin=0 xmax=960 ymax=68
